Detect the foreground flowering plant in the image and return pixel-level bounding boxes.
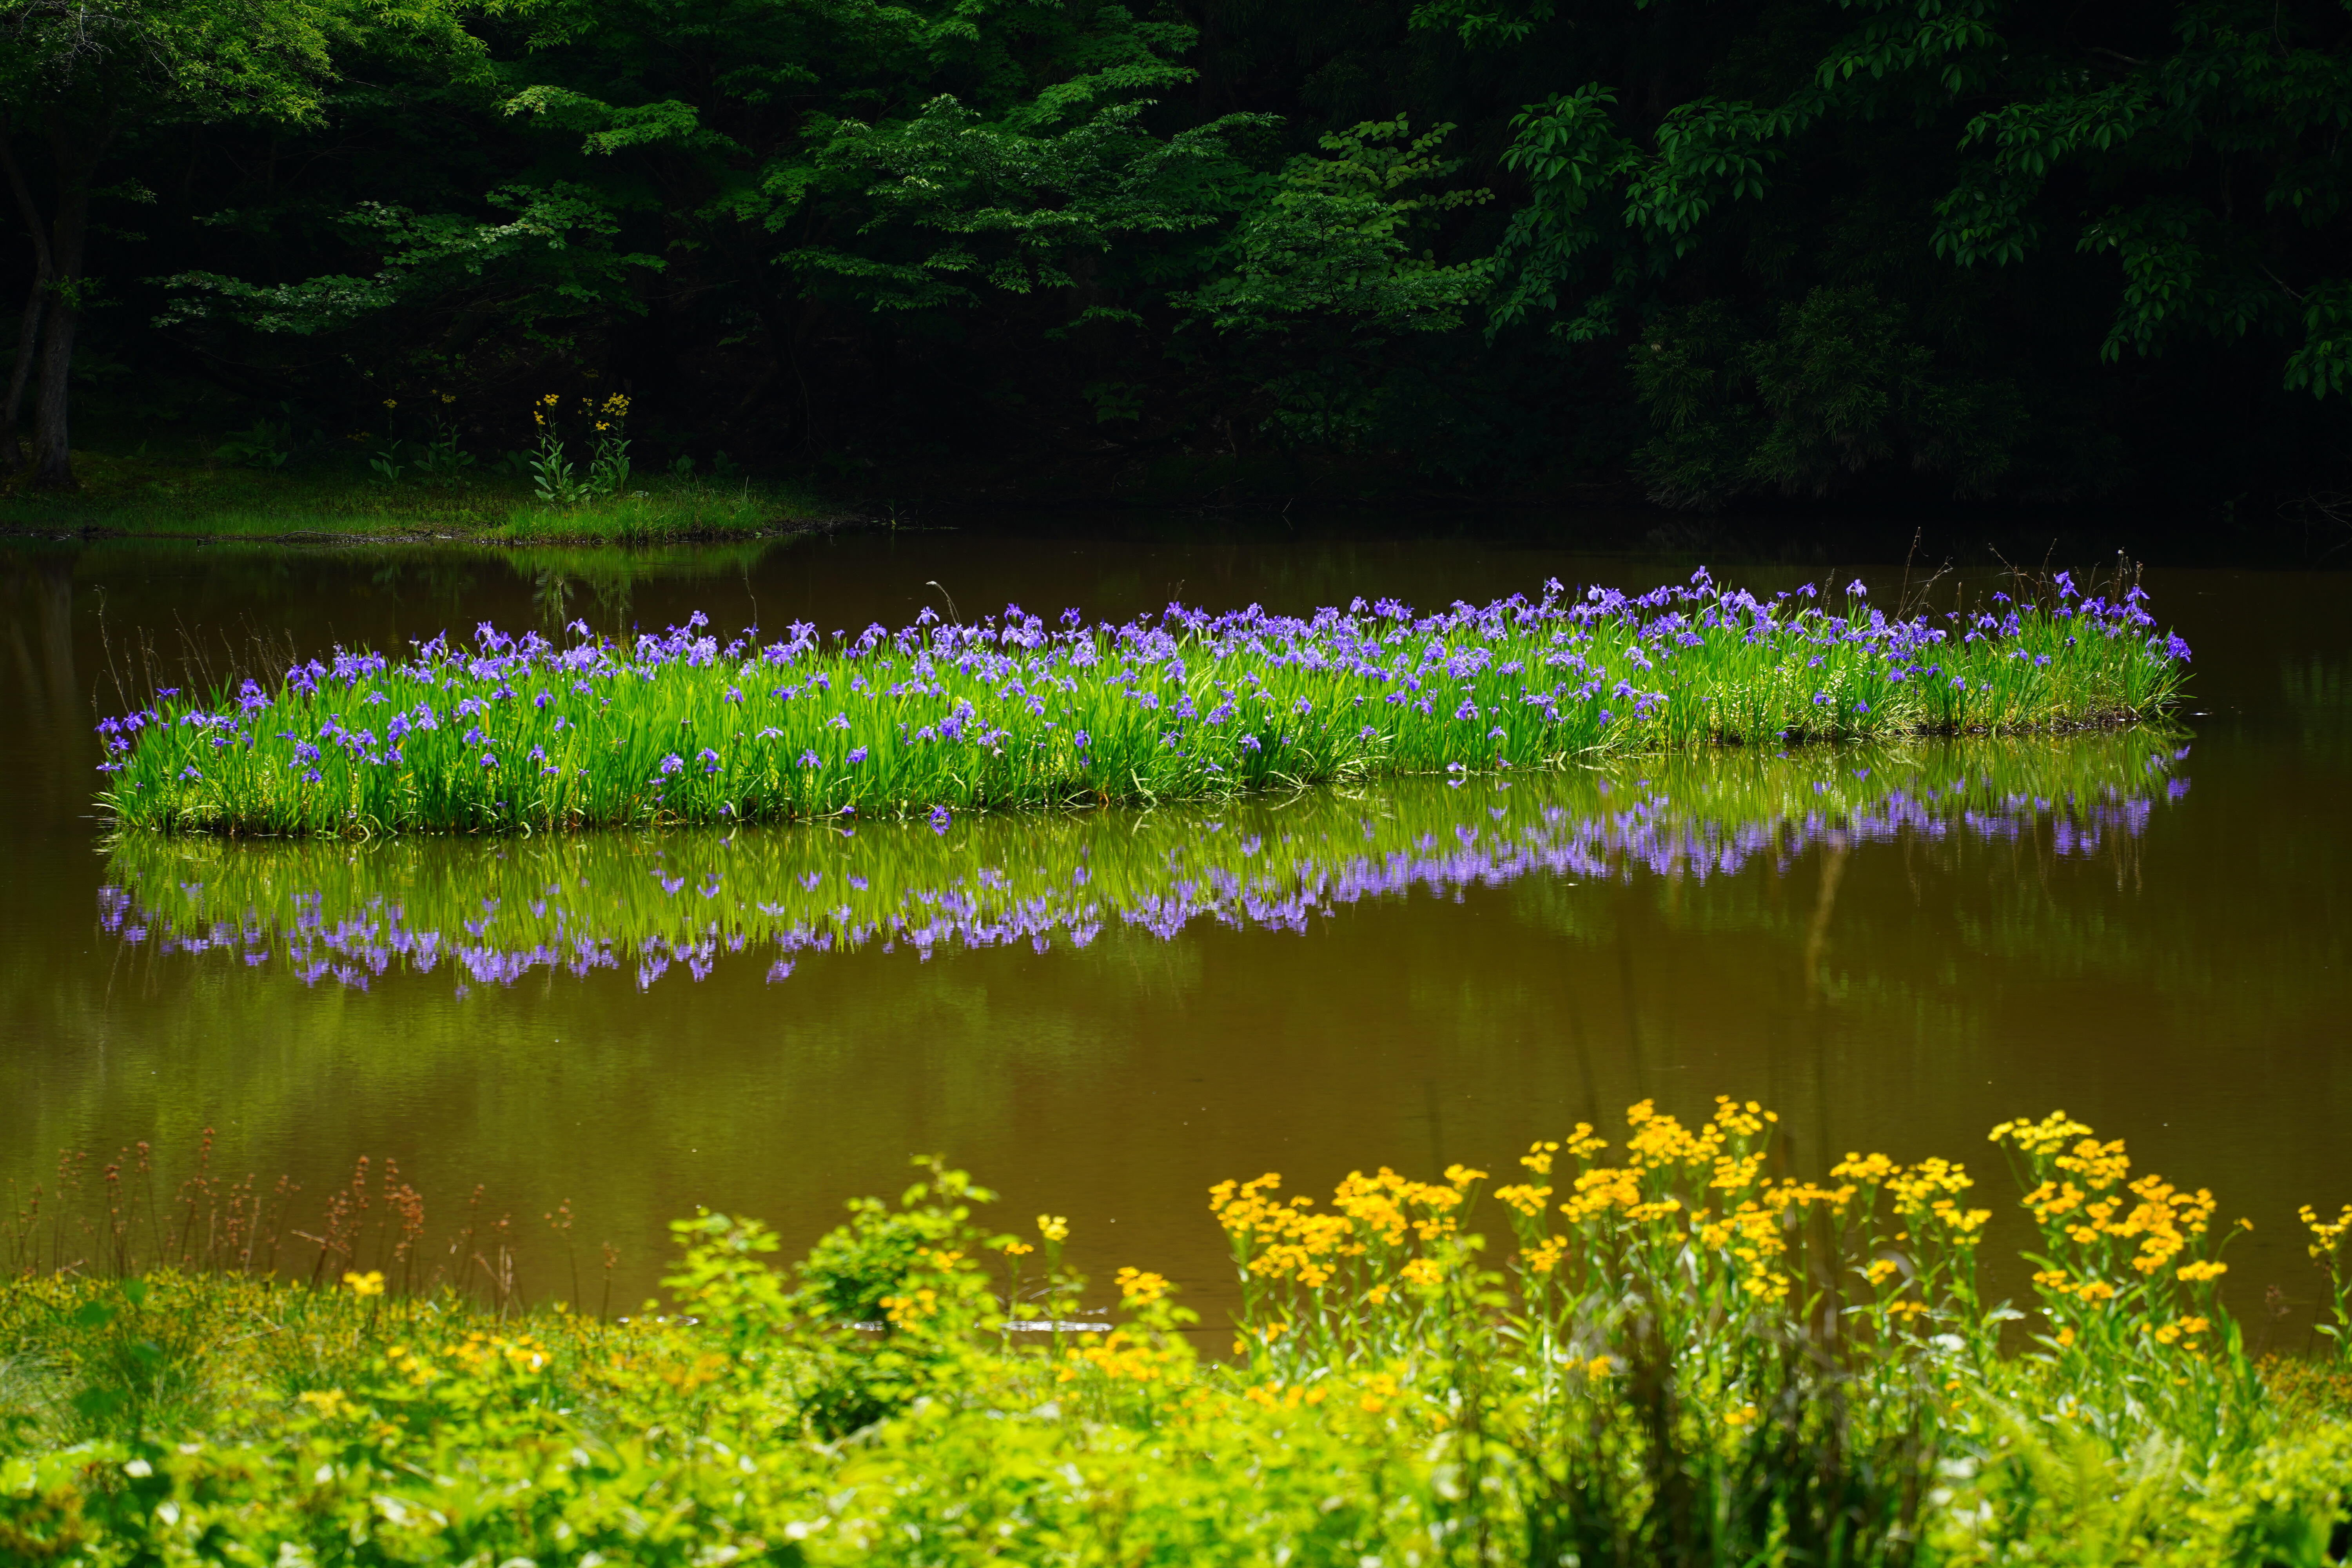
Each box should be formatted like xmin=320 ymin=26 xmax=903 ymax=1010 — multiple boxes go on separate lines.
xmin=96 ymin=568 xmax=2189 ymax=835
xmin=7 ymin=1100 xmax=2347 ymax=1567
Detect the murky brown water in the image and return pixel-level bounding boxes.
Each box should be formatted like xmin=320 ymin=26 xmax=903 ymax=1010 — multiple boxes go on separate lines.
xmin=3 ymin=529 xmax=2347 ymax=1334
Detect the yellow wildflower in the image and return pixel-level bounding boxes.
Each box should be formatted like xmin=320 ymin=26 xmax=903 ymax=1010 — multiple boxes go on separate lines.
xmin=297 ymin=1388 xmax=354 ymax=1419
xmin=1114 ymin=1267 xmax=1169 ymax=1306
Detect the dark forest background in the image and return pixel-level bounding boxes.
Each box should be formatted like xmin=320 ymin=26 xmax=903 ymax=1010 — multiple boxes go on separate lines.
xmin=4 ymin=0 xmax=2350 ymax=539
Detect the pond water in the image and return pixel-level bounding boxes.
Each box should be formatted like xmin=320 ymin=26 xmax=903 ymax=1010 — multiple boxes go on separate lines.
xmin=3 ymin=528 xmax=2347 ymax=1334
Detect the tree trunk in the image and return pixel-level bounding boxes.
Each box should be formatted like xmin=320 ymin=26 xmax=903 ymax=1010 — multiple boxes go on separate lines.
xmin=0 ymin=129 xmax=53 ymax=475
xmin=30 ymin=170 xmax=87 ymax=489
xmin=3 ymin=273 xmax=44 ymax=473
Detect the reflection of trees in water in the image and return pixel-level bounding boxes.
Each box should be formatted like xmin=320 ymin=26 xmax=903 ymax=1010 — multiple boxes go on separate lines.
xmin=2282 ymin=656 xmax=2351 ymax=762
xmin=524 ymin=541 xmax=779 ymax=630
xmin=1499 ymin=771 xmax=2328 ymax=1047
xmin=4 ymin=557 xmax=83 ymax=821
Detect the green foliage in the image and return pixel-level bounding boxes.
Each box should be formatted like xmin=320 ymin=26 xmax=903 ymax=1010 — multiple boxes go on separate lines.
xmin=11 ymin=0 xmax=2352 ymax=507
xmin=210 ymin=417 xmax=296 ymax=470
xmin=159 ymin=185 xmax=659 ymax=339
xmin=7 ymin=1114 xmax=2352 ymax=1564
xmin=1459 ymin=0 xmax=2352 ymax=403
xmin=0 ymin=447 xmax=829 ymax=539
xmin=1632 ymin=289 xmax=2024 ymax=507
xmin=1185 ymin=116 xmax=1492 ymax=339
xmin=96 ymin=573 xmax=2189 ymax=836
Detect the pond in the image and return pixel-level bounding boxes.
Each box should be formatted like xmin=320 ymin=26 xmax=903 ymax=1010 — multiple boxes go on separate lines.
xmin=3 ymin=527 xmax=2347 ymax=1333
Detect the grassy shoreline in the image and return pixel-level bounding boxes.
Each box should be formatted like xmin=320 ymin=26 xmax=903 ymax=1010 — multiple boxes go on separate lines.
xmin=98 ymin=569 xmax=2190 ymax=837
xmin=0 ymin=450 xmax=855 ymax=544
xmin=5 ymin=1102 xmax=2350 ymax=1565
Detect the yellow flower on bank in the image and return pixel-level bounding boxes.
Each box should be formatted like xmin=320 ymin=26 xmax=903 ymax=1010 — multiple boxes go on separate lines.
xmin=381 ymin=398 xmax=397 ymax=410
xmin=1114 ymin=1266 xmax=1169 ymax=1306
xmin=343 ymin=1270 xmax=386 ymax=1299
xmin=1037 ymin=1214 xmax=1069 ymax=1243
xmin=296 ymin=1388 xmax=354 ymax=1418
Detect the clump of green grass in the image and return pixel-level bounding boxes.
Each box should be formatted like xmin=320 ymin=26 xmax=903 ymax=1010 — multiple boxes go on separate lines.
xmin=6 ymin=1106 xmax=2352 ymax=1566
xmin=497 ymin=477 xmax=783 ymax=542
xmin=98 ymin=568 xmax=2191 ymax=837
xmin=0 ymin=450 xmax=835 ymax=541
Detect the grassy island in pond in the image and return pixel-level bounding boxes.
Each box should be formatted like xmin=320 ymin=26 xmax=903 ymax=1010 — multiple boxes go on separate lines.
xmin=99 ymin=570 xmax=2190 ymax=836
xmin=6 ymin=1101 xmax=2352 ymax=1566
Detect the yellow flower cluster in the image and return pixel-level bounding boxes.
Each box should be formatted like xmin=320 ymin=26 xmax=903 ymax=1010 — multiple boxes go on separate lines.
xmin=387 ymin=1330 xmax=551 ymax=1388
xmin=1211 ymin=1166 xmax=1475 ymax=1291
xmin=296 ymin=1388 xmax=355 ymax=1419
xmin=2303 ymin=1203 xmax=2352 ymax=1260
xmin=1492 ymin=1181 xmax=1553 ymax=1218
xmin=879 ymin=1287 xmax=939 ymax=1327
xmin=1113 ymin=1267 xmax=1169 ymax=1307
xmin=1527 ymin=1100 xmax=1850 ymax=1305
xmin=2032 ymin=1269 xmax=2118 ymax=1304
xmin=1242 ymin=1381 xmax=1328 ymax=1410
xmin=1992 ymin=1112 xmax=2248 ymax=1361
xmin=1201 ymin=1099 xmax=2283 ymax=1387
xmin=2001 ymin=1120 xmax=2223 ymax=1276
xmin=1835 ymin=1152 xmax=1993 ymax=1242
xmin=1062 ymin=1328 xmax=1174 ymax=1384
xmin=878 ymin=1245 xmax=967 ymax=1327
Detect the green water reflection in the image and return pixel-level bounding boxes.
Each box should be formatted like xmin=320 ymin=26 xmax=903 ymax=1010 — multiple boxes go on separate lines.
xmin=103 ymin=735 xmax=2181 ymax=996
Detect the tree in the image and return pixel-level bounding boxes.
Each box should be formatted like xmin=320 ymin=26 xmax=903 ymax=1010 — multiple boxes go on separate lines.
xmin=1434 ymin=0 xmax=2352 ymax=403
xmin=0 ymin=0 xmax=475 ymax=485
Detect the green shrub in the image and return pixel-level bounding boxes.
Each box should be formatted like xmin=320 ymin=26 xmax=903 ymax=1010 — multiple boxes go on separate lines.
xmin=7 ymin=1102 xmax=2350 ymax=1565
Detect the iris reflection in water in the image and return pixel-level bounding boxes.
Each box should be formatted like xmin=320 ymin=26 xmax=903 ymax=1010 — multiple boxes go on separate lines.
xmin=101 ymin=732 xmax=2184 ymax=996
